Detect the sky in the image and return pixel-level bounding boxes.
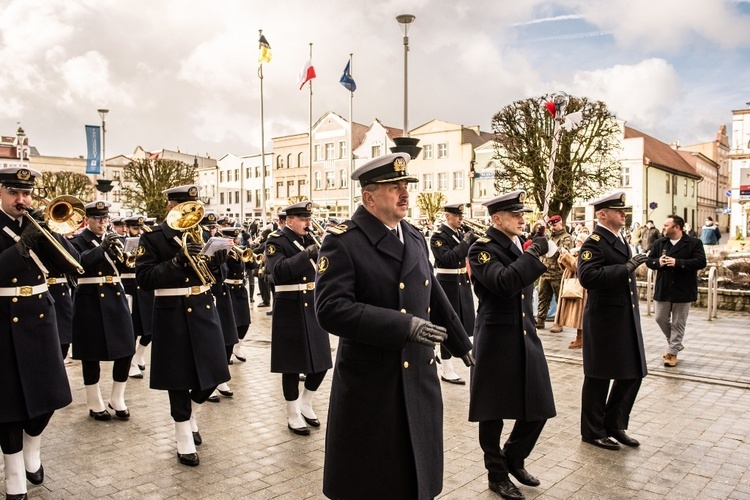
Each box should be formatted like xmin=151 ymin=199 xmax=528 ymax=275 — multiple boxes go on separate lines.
xmin=1 ymin=0 xmax=750 ymax=160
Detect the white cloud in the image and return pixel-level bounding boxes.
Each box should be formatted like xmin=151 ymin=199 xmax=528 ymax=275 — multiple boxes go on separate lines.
xmin=55 ymin=51 xmax=135 ymax=108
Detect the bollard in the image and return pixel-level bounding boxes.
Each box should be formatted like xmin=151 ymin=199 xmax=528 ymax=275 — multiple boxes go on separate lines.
xmin=707 ymin=266 xmax=719 ymax=320
xmin=645 ymin=268 xmax=656 ymax=316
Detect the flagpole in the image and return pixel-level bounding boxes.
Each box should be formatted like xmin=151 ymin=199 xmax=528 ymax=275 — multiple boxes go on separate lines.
xmin=259 ymin=29 xmax=267 ymax=227
xmin=308 ymin=42 xmax=313 ymax=205
xmin=348 ymin=53 xmax=354 ymax=218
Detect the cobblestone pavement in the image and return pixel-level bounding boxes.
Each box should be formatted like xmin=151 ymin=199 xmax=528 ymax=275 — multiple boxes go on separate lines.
xmin=13 ymin=298 xmax=750 ymax=499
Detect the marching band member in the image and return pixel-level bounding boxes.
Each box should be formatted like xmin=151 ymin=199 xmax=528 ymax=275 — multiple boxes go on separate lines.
xmin=0 ymin=167 xmax=74 ymax=500
xmin=135 ymin=185 xmax=230 ymax=466
xmin=265 ymin=201 xmax=332 ymax=436
xmin=219 ymin=227 xmax=252 ymax=364
xmin=70 ymin=201 xmax=135 ymax=421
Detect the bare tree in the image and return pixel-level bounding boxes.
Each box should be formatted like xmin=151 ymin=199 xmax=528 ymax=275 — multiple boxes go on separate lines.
xmin=37 ymin=171 xmax=95 ymax=202
xmin=121 ymin=158 xmax=197 ymax=220
xmin=416 ymin=192 xmax=447 ymax=225
xmin=492 ymin=95 xmax=622 ymax=221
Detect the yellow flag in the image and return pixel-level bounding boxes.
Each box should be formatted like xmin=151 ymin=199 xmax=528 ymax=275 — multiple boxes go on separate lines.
xmin=258 ymin=34 xmax=272 ymax=64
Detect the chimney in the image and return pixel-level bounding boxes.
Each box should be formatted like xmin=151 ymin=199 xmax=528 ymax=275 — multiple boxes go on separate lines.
xmin=670 ymin=140 xmax=680 ymax=150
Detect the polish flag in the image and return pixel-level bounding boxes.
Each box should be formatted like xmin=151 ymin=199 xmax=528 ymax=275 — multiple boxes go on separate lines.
xmin=298 ymin=59 xmax=316 ymax=89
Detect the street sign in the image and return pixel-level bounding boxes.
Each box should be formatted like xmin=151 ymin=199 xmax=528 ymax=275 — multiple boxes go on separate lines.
xmin=726 ymin=189 xmax=732 ymax=197
xmin=649 ymin=202 xmax=658 ymax=210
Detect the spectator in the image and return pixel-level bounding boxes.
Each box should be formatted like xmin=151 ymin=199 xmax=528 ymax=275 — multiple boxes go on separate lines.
xmin=700 ymin=217 xmax=721 ymax=246
xmin=639 ymin=220 xmax=660 ymax=254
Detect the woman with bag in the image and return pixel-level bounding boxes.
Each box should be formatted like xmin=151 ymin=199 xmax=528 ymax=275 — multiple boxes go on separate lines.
xmin=555 ymin=234 xmax=588 ymax=348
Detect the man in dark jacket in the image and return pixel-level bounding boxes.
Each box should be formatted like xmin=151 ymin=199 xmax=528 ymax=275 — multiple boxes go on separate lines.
xmin=578 ymin=191 xmax=648 ymax=451
xmin=0 ymin=167 xmax=75 ymax=500
xmin=315 ymin=153 xmax=474 ymax=500
xmin=468 ymin=191 xmax=555 ymax=500
xmin=646 ymin=215 xmax=706 ymax=367
xmin=430 ymin=202 xmax=477 ymax=384
xmin=639 ymin=220 xmax=660 ymax=254
xmin=265 ymin=202 xmax=331 ymax=436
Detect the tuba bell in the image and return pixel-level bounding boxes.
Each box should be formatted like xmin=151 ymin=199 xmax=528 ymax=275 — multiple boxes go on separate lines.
xmin=166 ymin=201 xmax=216 ymax=286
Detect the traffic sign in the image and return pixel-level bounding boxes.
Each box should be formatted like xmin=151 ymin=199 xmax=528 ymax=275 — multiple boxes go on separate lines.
xmin=649 ymin=202 xmax=658 ymax=210
xmin=726 ymin=189 xmax=732 ymax=197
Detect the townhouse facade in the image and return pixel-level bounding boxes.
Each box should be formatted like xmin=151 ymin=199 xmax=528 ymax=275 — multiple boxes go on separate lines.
xmin=729 ymin=104 xmax=750 ymax=240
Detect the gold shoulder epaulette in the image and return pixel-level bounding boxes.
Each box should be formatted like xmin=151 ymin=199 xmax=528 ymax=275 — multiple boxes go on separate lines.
xmin=589 ymin=234 xmax=600 ymax=242
xmin=476 ymin=237 xmax=491 ymax=244
xmin=269 ymin=231 xmax=282 ymax=238
xmin=327 ymin=223 xmax=349 ymax=235
xmin=433 ymin=230 xmax=442 ymax=235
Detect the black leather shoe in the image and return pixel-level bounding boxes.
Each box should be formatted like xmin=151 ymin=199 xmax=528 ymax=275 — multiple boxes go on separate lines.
xmin=6 ymin=493 xmax=28 ymax=500
xmin=228 ymin=359 xmax=233 ymax=365
xmin=582 ymin=436 xmax=621 ymax=450
xmin=608 ymin=429 xmax=640 ymax=447
xmin=488 ymin=478 xmax=525 ymax=499
xmin=288 ymin=423 xmax=310 ymax=436
xmin=207 ymin=395 xmax=220 ymax=403
xmin=192 ymin=431 xmax=202 ymax=446
xmin=234 ymin=354 xmax=246 ymax=362
xmin=177 ymin=452 xmax=200 ymax=466
xmin=508 ymin=467 xmax=539 ymax=487
xmin=440 ymin=375 xmax=466 ymax=385
xmin=298 ymin=374 xmax=307 ymax=381
xmin=302 ymin=414 xmax=320 ymax=428
xmin=257 ymin=302 xmax=270 ymax=307
xmin=89 ymin=409 xmax=111 ymax=421
xmin=128 ymin=372 xmax=143 ymax=379
xmin=137 ymin=364 xmax=146 ymax=371
xmin=218 ymin=389 xmax=234 ymax=398
xmin=108 ymin=403 xmax=130 ymax=420
xmin=25 ymin=464 xmax=44 ymax=485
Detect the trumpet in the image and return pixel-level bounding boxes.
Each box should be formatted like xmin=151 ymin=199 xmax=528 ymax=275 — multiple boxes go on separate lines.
xmin=21 ymin=195 xmax=85 ymax=274
xmin=229 ymin=245 xmax=254 ymax=262
xmin=462 ymin=219 xmax=489 ymax=237
xmin=105 ymin=232 xmax=125 ymax=263
xmin=308 ymin=218 xmax=327 ymax=248
xmin=254 ymin=253 xmax=265 ymax=264
xmin=305 ymin=226 xmax=322 ymax=249
xmin=166 ymin=201 xmax=216 ymax=286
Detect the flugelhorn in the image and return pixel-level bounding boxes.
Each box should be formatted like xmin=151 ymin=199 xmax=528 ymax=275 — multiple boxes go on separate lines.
xmin=105 ymin=232 xmax=125 ymax=263
xmin=165 ymin=201 xmax=216 ymax=286
xmin=21 ymin=195 xmax=85 ymax=274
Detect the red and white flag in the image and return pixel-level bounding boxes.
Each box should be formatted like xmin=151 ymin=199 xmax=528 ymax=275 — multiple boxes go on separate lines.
xmin=297 ymin=58 xmax=316 ymax=89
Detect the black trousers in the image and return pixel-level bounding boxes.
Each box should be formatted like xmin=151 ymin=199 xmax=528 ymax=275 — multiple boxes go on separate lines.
xmin=581 ymin=376 xmax=642 ymax=439
xmin=237 ymin=324 xmax=249 ymax=341
xmin=81 ymin=356 xmax=133 ymax=385
xmin=282 ymin=371 xmax=327 ymax=401
xmin=0 ymin=412 xmax=54 ymax=454
xmin=168 ymin=388 xmax=217 ymax=422
xmin=478 ymin=419 xmax=546 ymax=482
xmin=258 ymin=278 xmax=271 ymax=304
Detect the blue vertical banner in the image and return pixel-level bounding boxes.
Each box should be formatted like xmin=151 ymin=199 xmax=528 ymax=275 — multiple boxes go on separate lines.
xmin=85 ymin=125 xmax=101 ymax=174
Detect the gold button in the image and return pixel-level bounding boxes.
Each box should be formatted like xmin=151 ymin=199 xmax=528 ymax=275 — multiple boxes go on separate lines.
xmin=187 ymin=308 xmax=192 ymax=312
xmin=522 ymin=312 xmax=525 ymax=317
xmin=399 ymin=283 xmax=405 ymax=289
xmin=13 ymin=317 xmax=18 ymax=322
xmin=403 ymin=361 xmax=409 ymax=368
xmin=302 ymin=290 xmax=307 ymax=294
xmin=99 ymin=283 xmax=103 ymax=287
xmin=185 ymin=278 xmax=190 ymax=283
xmin=223 ymin=292 xmax=227 ymax=296
xmin=11 ymin=297 xmax=17 ymax=303
xmin=628 ymin=278 xmax=632 ymax=283
xmin=429 ymin=358 xmax=434 ymax=365
xmin=427 ymin=307 xmax=430 ymax=313
xmin=38 ymin=294 xmax=42 ymax=299
xmin=632 ymin=304 xmax=635 ymax=308
xmin=523 ymin=330 xmax=527 ymax=335
xmin=630 ymin=292 xmax=634 ymax=296
xmin=302 ymin=276 xmax=307 ymax=281
xmin=424 ymin=280 xmax=429 ymax=286
xmin=11 ymin=278 xmax=17 ymax=283
xmin=185 ymin=294 xmax=190 ymax=298
xmin=304 ymin=303 xmax=308 ymax=307
xmin=39 ymin=314 xmax=44 ymax=319
xmin=98 ymin=271 xmax=102 ymax=276
xmin=100 ymin=293 xmax=105 ymax=298
xmin=206 ymin=305 xmax=211 ymax=309
xmin=37 ymin=275 xmax=41 ymax=280
xmin=521 ymin=294 xmax=525 ymax=300
xmin=400 ymin=309 xmax=406 ymax=313
xmin=117 ymin=292 xmax=121 ymax=296
xmin=62 ymin=292 xmax=66 ymax=296
xmin=137 ymin=286 xmax=140 ymax=290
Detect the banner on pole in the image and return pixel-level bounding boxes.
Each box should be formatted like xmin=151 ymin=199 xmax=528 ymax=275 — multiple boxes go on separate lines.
xmin=85 ymin=125 xmax=101 ymax=174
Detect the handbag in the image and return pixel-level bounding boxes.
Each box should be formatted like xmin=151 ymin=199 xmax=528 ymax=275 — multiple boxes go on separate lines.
xmin=561 ymin=277 xmax=584 ymax=299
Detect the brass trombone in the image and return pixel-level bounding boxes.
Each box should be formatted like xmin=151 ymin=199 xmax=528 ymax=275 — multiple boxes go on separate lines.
xmin=165 ymin=201 xmax=216 ymax=286
xmin=21 ymin=195 xmax=85 ymax=274
xmin=462 ymin=219 xmax=489 ymax=237
xmin=308 ymin=218 xmax=327 ymax=248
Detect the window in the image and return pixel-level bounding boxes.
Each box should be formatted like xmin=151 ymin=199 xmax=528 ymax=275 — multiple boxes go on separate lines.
xmin=423 ymin=144 xmax=433 ymax=160
xmin=478 ymin=182 xmax=488 ymax=198
xmin=325 ymin=143 xmax=335 ymax=160
xmin=438 ymin=173 xmax=448 ymax=190
xmin=326 ymin=171 xmax=336 ymax=189
xmin=453 ymin=171 xmax=464 ymax=190
xmin=254 ymin=190 xmax=260 ymax=207
xmin=123 ymin=170 xmax=132 ymax=182
xmin=112 ymin=190 xmax=120 ymax=203
xmin=371 ymin=144 xmax=381 ymax=158
xmin=227 ymin=170 xmax=233 ymax=182
xmin=314 ymin=145 xmax=322 ymax=161
xmin=245 ymin=167 xmax=250 ymax=179
xmin=220 ymin=171 xmax=225 ymax=183
xmin=408 ymin=182 xmax=418 ymax=191
xmin=220 ymin=192 xmax=225 ymax=204
xmin=437 ymin=143 xmax=448 ymax=159
xmin=423 ymin=173 xmax=433 ymax=190
xmin=672 ymin=175 xmax=678 ymax=194
xmin=315 ymin=171 xmax=322 ymax=190
xmin=246 ymin=190 xmax=252 ymax=202
xmin=276 ymin=182 xmax=284 ymax=198
xmin=684 ymin=178 xmax=688 ymax=196
xmin=691 ymin=180 xmax=695 ymax=197
xmin=339 ymin=141 xmax=347 ymax=159
xmin=620 ymin=166 xmax=631 ymax=187
xmin=287 ymin=153 xmax=293 ymax=169
xmin=299 ymin=179 xmax=307 ymax=197
xmin=234 ymin=191 xmax=240 ymax=204
xmin=277 ymin=156 xmax=284 ymax=169
xmin=113 ymin=172 xmax=121 ymax=182
xmin=298 ymin=152 xmax=304 ymax=168
xmin=255 ymin=166 xmax=260 ymax=178
xmin=340 ymin=169 xmax=348 ymax=188
xmin=665 ymin=174 xmax=670 ymax=194
xmin=287 ymin=180 xmax=295 ymax=197
xmin=234 ymin=169 xmax=239 ymax=182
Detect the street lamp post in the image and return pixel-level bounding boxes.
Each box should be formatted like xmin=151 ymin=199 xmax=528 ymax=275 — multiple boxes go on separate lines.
xmin=390 ymin=14 xmax=421 ymax=159
xmin=95 ymin=108 xmax=114 ymax=198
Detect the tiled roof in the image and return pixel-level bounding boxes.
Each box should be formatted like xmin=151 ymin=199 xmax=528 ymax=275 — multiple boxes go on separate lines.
xmin=624 ymin=126 xmax=700 ymax=179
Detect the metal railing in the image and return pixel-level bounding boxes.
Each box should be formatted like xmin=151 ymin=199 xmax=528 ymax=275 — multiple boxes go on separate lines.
xmin=706 ymin=266 xmax=719 ymax=321
xmin=645 ymin=268 xmax=656 ymax=316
